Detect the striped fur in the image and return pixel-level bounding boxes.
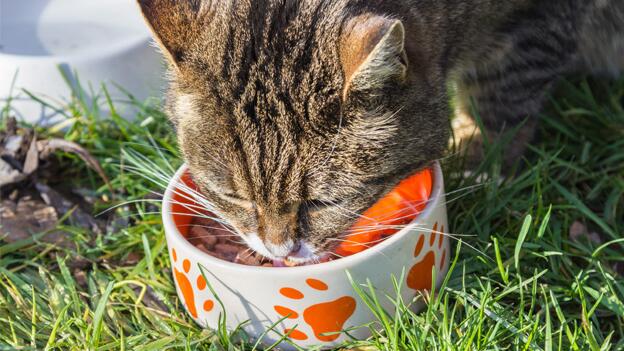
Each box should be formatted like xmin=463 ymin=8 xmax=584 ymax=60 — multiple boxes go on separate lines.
xmin=138 ymin=0 xmax=623 ymax=260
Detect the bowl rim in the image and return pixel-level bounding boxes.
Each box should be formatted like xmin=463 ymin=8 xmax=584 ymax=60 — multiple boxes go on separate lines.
xmin=0 ymin=36 xmax=152 ymax=63
xmin=0 ymin=0 xmax=152 ymax=62
xmin=162 ymin=162 xmax=445 ymax=276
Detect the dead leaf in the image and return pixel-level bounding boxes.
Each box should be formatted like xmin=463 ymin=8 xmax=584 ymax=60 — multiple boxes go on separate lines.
xmin=37 ymin=138 xmax=113 ymax=195
xmin=132 ymin=285 xmax=170 ymax=313
xmin=569 ymin=221 xmax=602 ymax=245
xmin=5 ymin=117 xmax=17 ymax=135
xmin=67 ymin=256 xmax=93 ymax=270
xmin=0 ymin=125 xmax=35 ymax=188
xmin=2 ymin=135 xmax=24 ymax=158
xmin=0 ymin=197 xmax=70 ymax=247
xmin=0 ymin=158 xmax=26 ymax=188
xmin=22 ymin=137 xmax=39 ymax=175
xmin=72 ymin=188 xmax=99 ymax=205
xmin=72 ymin=269 xmax=88 ymax=289
xmin=125 ymin=252 xmax=141 ymax=266
xmin=35 ymin=183 xmax=101 ymax=235
xmin=1 ymin=128 xmax=35 ymax=169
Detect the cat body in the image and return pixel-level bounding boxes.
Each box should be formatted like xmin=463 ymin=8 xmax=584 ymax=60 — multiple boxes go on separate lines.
xmin=137 ymin=0 xmax=624 ymax=262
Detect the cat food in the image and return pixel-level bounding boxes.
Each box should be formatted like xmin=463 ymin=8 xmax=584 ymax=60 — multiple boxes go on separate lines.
xmin=185 ymin=167 xmax=433 ymax=267
xmin=186 ymin=216 xmax=274 ymax=267
xmin=187 ymin=216 xmax=332 ymax=267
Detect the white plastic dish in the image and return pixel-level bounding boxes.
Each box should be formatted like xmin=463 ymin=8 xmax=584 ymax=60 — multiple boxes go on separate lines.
xmin=0 ymin=0 xmax=164 ymax=123
xmin=162 ymin=163 xmax=450 ymax=350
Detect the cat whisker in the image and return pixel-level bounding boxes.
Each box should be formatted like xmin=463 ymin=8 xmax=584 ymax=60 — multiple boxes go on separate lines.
xmin=342 ymin=225 xmax=476 ymax=239
xmin=97 ymin=198 xmax=164 ymax=217
xmin=326 ymin=236 xmax=391 ymax=246
xmin=122 ymin=149 xmax=175 ymax=181
xmin=197 ymin=144 xmax=229 ymax=169
xmin=239 ymin=248 xmax=258 ymax=261
xmin=180 ymin=225 xmax=240 ymax=237
xmin=187 ymin=235 xmax=240 ymax=240
xmin=322 ymin=198 xmax=377 ymax=222
xmin=119 ymin=145 xmax=243 ymax=237
xmin=325 ymin=238 xmax=396 ymax=261
xmin=98 ymin=194 xmax=215 ymax=217
xmin=108 ymin=211 xmax=231 ymax=226
xmin=320 ymin=107 xmax=344 ymax=169
xmin=147 ymin=135 xmax=177 ymax=174
xmin=320 ymin=181 xmax=489 ymax=225
xmin=326 ymin=251 xmax=346 ymax=259
xmin=334 ymin=226 xmax=488 ymax=258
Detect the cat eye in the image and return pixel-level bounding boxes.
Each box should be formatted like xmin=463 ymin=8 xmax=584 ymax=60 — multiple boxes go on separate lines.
xmin=221 ymin=193 xmax=254 ymax=209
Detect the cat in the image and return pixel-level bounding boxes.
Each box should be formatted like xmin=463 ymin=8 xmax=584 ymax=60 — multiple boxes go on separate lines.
xmin=137 ymin=0 xmax=624 ymax=263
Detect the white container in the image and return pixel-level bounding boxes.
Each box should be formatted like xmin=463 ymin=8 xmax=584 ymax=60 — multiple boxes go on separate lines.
xmin=162 ymin=163 xmax=450 ymax=350
xmin=0 ymin=0 xmax=164 ymax=123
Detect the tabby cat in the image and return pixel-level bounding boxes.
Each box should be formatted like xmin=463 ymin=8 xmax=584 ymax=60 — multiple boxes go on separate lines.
xmin=137 ymin=0 xmax=624 ymax=262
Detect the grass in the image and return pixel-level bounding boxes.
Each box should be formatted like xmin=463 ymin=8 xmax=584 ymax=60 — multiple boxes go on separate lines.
xmin=0 ymin=75 xmax=623 ymax=350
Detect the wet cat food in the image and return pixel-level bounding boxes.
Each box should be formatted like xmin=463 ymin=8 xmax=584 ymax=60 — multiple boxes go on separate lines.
xmin=186 ymin=216 xmax=274 ymax=266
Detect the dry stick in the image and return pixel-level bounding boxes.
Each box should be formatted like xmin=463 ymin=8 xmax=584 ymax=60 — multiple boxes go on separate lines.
xmin=37 ymin=139 xmax=114 ymax=197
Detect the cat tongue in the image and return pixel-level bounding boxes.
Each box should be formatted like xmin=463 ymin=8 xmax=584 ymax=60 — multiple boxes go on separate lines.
xmin=272 ymin=259 xmax=300 ymax=267
xmin=273 ymin=255 xmax=333 ymax=267
xmin=272 ymin=259 xmax=288 ymax=267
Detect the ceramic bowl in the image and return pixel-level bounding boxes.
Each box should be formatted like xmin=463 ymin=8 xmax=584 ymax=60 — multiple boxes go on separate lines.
xmin=162 ymin=163 xmax=450 ymax=350
xmin=0 ymin=0 xmax=164 ymax=124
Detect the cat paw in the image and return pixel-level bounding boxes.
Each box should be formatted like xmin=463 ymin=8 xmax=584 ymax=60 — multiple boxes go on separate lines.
xmin=171 ymin=248 xmax=215 ymax=318
xmin=406 ymin=222 xmax=448 ymax=291
xmin=274 ymin=279 xmax=357 ymax=342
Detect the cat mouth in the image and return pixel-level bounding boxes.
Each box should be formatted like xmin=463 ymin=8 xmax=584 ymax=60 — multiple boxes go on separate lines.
xmin=273 ymin=241 xmax=330 ymax=266
xmin=274 ymin=252 xmax=333 ymax=267
xmin=240 ymin=233 xmax=329 ymax=266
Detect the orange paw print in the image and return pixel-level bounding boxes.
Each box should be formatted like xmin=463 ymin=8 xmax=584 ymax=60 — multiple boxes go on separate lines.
xmin=274 ymin=279 xmax=357 ymax=342
xmin=406 ymin=222 xmax=447 ymax=291
xmin=171 ymin=248 xmax=215 ymax=318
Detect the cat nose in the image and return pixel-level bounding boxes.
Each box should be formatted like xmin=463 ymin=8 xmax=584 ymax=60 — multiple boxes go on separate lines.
xmin=265 ymin=239 xmax=301 ymax=258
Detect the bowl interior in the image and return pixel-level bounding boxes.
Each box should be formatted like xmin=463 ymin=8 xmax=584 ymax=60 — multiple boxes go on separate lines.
xmin=168 ymin=165 xmax=442 ymax=269
xmin=0 ymin=0 xmax=149 ymax=57
xmin=170 ymin=172 xmax=206 ymax=237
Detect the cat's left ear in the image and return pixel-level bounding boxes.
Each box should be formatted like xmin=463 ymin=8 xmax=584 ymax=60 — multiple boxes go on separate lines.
xmin=136 ymin=0 xmax=211 ymax=70
xmin=340 ymin=15 xmax=408 ymax=98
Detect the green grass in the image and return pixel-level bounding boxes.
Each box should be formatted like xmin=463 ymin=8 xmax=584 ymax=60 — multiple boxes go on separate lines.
xmin=1 ymin=76 xmax=623 ymax=350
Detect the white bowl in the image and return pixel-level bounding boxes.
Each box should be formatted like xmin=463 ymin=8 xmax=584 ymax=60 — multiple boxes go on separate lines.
xmin=0 ymin=0 xmax=164 ymax=123
xmin=162 ymin=163 xmax=450 ymax=350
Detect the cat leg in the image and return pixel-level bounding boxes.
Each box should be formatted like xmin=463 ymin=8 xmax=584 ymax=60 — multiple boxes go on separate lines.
xmin=456 ymin=63 xmax=550 ymax=169
xmin=456 ymin=7 xmax=582 ymax=169
xmin=578 ymin=0 xmax=624 ymax=76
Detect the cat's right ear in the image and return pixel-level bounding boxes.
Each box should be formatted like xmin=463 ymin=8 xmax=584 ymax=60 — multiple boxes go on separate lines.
xmin=340 ymin=15 xmax=408 ymax=99
xmin=136 ymin=0 xmax=211 ymax=69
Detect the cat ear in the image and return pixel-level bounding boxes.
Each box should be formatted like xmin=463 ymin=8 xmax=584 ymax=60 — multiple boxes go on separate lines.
xmin=136 ymin=0 xmax=210 ymax=69
xmin=340 ymin=16 xmax=408 ymax=98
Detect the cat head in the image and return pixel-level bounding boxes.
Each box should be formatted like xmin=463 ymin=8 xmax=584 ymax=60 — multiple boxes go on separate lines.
xmin=138 ymin=0 xmax=449 ymax=262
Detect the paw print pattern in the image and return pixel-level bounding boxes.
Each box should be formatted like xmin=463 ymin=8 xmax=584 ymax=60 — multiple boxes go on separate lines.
xmin=274 ymin=279 xmax=357 ymax=342
xmin=171 ymin=248 xmax=215 ymax=318
xmin=406 ymin=222 xmax=448 ymax=291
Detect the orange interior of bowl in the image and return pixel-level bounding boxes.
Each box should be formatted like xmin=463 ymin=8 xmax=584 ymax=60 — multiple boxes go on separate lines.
xmin=170 ymin=172 xmax=203 ymax=237
xmin=335 ymin=168 xmax=433 ymax=257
